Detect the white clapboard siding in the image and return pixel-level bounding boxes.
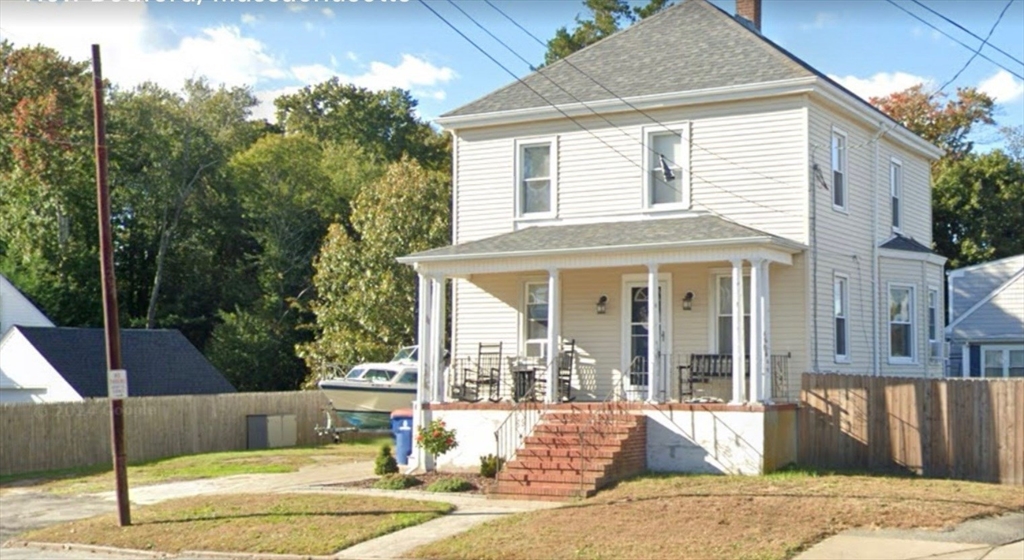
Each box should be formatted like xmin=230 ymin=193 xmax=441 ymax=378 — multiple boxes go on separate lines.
xmin=453 ymin=96 xmax=809 ymax=244
xmin=878 ymin=257 xmax=945 ymax=377
xmin=877 ymin=135 xmax=933 ymax=245
xmin=452 ymin=275 xmax=520 ymax=364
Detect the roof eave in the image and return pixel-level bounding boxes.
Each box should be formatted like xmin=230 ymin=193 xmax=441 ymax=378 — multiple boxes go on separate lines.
xmin=435 ymin=77 xmax=819 ymax=130
xmin=398 ymin=235 xmax=806 ymax=266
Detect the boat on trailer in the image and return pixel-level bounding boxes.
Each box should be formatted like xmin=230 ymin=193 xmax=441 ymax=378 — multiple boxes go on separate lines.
xmin=317 ymin=346 xmax=418 ymax=432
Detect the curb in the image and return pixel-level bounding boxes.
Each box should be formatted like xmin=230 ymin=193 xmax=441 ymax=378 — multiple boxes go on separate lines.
xmin=2 ymin=540 xmax=337 ymax=560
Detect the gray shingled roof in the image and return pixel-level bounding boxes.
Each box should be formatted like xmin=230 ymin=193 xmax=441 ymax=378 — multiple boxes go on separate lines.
xmin=443 ymin=0 xmax=815 ymax=118
xmin=403 ymin=215 xmax=798 ymax=262
xmin=880 ymin=234 xmax=935 ymax=254
xmin=16 ymin=327 xmax=236 ymax=398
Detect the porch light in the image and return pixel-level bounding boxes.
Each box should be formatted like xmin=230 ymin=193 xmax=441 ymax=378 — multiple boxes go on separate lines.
xmin=596 ymin=295 xmax=608 ymax=315
xmin=682 ymin=291 xmax=694 ymax=311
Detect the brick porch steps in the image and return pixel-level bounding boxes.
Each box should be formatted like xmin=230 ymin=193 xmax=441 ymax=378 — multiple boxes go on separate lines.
xmin=490 ymin=410 xmax=647 ymax=500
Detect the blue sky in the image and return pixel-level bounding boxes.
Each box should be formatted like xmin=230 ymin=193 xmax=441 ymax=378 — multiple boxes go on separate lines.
xmin=2 ymin=0 xmax=1022 ymax=148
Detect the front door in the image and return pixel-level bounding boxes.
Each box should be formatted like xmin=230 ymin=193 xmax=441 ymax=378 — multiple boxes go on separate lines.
xmin=624 ymin=282 xmax=667 ymax=400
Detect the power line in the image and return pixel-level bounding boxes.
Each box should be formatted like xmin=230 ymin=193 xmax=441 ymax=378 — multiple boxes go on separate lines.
xmin=909 ymin=0 xmax=1023 ymax=67
xmin=934 ymin=0 xmax=1015 ymax=94
xmin=885 ymin=0 xmax=1023 ymax=81
xmin=432 ymin=0 xmax=796 ymax=216
xmin=482 ymin=0 xmax=799 ymax=192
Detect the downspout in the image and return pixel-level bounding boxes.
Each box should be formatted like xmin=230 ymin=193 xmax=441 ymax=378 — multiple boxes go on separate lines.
xmin=811 ymin=151 xmax=819 ymax=372
xmin=871 ymin=123 xmax=886 ymax=376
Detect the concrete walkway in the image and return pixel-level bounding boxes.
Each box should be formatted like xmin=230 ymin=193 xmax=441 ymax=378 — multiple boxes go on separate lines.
xmin=796 ymin=512 xmax=1024 ymax=560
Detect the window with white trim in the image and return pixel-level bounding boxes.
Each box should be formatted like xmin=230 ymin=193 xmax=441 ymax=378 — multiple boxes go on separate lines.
xmin=927 ymin=288 xmax=939 ymax=359
xmin=834 ymin=274 xmax=849 ymax=361
xmin=831 ymin=129 xmax=847 ymax=211
xmin=516 ymin=141 xmax=554 ymax=217
xmin=891 ymin=159 xmax=903 ymax=231
xmin=889 ymin=285 xmax=915 ymax=362
xmin=982 ymin=345 xmax=1024 ymax=378
xmin=715 ymin=275 xmax=750 ymax=355
xmin=644 ymin=124 xmax=689 ymax=208
xmin=523 ymin=282 xmax=549 ymax=359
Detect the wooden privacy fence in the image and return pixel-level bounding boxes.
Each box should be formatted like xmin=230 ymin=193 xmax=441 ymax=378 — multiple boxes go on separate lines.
xmin=0 ymin=391 xmax=331 ymax=476
xmin=799 ymin=373 xmax=1024 ymax=485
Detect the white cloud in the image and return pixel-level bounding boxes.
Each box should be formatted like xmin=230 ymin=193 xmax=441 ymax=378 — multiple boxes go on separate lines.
xmin=978 ymin=70 xmax=1024 ymax=104
xmin=829 ymin=72 xmax=932 ymax=101
xmin=253 ymin=86 xmax=302 ymax=122
xmin=241 ymin=13 xmax=258 ymax=25
xmin=346 ymin=51 xmax=359 ymax=63
xmin=800 ymin=12 xmax=838 ymax=31
xmin=287 ymin=4 xmax=307 ymax=13
xmin=1 ymin=2 xmax=285 ymax=93
xmin=292 ymin=63 xmax=335 ymax=85
xmin=339 ymin=54 xmax=455 ymax=92
xmin=322 ymin=8 xmax=335 ymax=19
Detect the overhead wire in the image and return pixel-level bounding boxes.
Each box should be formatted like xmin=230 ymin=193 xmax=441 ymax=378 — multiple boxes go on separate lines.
xmin=427 ymin=0 xmax=796 ymax=217
xmin=909 ymin=0 xmax=1023 ymax=67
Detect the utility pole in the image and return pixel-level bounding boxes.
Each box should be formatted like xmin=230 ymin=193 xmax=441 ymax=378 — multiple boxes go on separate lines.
xmin=92 ymin=44 xmax=131 ymax=527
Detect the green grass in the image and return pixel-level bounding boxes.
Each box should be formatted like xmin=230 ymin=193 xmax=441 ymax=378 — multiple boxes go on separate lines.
xmin=1 ymin=435 xmax=390 ymax=494
xmin=23 ymin=493 xmax=453 ymax=556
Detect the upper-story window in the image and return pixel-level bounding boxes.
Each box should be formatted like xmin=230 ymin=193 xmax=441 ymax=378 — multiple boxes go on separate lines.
xmin=831 ymin=128 xmax=847 ymax=211
xmin=644 ymin=124 xmax=690 ymax=209
xmin=516 ymin=139 xmax=557 ymax=218
xmin=890 ymin=158 xmax=903 ymax=232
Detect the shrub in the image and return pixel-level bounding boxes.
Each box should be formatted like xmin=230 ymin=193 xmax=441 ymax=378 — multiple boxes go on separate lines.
xmin=416 ymin=419 xmax=458 ymax=457
xmin=479 ymin=454 xmax=505 ymax=478
xmin=426 ymin=476 xmax=473 ymax=493
xmin=372 ymin=474 xmax=421 ymax=490
xmin=374 ymin=444 xmax=399 ymax=476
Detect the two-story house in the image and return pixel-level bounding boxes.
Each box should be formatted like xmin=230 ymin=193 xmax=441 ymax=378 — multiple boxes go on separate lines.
xmin=398 ymin=0 xmax=945 ymax=484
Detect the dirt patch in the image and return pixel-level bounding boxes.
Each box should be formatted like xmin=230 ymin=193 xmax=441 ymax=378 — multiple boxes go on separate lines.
xmin=330 ymin=472 xmax=498 ymax=494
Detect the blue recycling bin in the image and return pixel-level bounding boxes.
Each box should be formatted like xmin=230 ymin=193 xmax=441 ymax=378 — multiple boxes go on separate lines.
xmin=390 ymin=409 xmax=414 ymax=466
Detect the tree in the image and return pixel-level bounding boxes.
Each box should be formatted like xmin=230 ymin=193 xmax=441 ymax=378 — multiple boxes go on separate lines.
xmin=298 ymin=159 xmax=451 ymax=381
xmin=932 ymin=150 xmax=1024 ymax=269
xmin=0 ymin=41 xmax=101 ymax=326
xmin=274 ymin=79 xmax=448 ymax=169
xmin=871 ymin=85 xmax=995 ymax=161
xmin=544 ymin=0 xmax=672 ymax=65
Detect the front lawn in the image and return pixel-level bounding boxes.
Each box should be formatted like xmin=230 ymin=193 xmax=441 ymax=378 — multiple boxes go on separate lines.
xmin=411 ymin=471 xmax=1024 ymax=560
xmin=22 ymin=493 xmax=452 ymax=556
xmin=0 ymin=435 xmax=389 ymax=495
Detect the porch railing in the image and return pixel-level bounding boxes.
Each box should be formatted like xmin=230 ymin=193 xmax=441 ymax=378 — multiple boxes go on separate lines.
xmin=492 ymin=356 xmax=552 ymax=467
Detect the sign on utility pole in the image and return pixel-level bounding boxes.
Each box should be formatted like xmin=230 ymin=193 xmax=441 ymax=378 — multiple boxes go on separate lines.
xmin=91 ymin=43 xmax=131 ymax=527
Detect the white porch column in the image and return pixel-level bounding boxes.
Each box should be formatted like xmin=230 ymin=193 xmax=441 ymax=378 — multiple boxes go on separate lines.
xmin=730 ymin=259 xmax=746 ymax=404
xmin=416 ymin=273 xmax=431 ymax=405
xmin=749 ymin=258 xmax=764 ymax=403
xmin=545 ymin=268 xmax=561 ymax=403
xmin=647 ymin=262 xmax=661 ymax=403
xmin=429 ymin=275 xmax=446 ymax=403
xmin=762 ymin=261 xmax=773 ymax=401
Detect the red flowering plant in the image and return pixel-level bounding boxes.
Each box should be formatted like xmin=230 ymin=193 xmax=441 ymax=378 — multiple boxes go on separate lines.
xmin=416 ymin=419 xmax=458 ymax=458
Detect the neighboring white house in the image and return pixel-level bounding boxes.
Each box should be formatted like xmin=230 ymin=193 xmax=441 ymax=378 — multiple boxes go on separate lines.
xmin=946 ymin=254 xmax=1024 ymax=378
xmin=401 ymin=0 xmax=946 ymax=411
xmin=0 ymin=274 xmax=54 ymax=336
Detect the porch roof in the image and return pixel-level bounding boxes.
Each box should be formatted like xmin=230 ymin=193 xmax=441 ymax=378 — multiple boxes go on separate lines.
xmin=399 ymin=215 xmax=804 ymax=272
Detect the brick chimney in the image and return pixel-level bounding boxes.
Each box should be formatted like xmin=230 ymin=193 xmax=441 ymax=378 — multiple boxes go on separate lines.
xmin=737 ymin=0 xmax=762 ymax=31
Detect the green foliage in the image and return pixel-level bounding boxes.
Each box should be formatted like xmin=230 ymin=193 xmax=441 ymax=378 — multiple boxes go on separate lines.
xmin=479 ymin=454 xmax=505 ymax=478
xmin=425 ymin=477 xmax=473 ymax=493
xmin=544 ymin=0 xmax=672 ymax=65
xmin=374 ymin=445 xmax=399 ymax=476
xmin=932 ymin=150 xmax=1024 ymax=269
xmin=416 ymin=420 xmax=458 ymax=458
xmin=372 ymin=474 xmax=421 ymax=490
xmin=298 ymin=158 xmax=451 ymax=374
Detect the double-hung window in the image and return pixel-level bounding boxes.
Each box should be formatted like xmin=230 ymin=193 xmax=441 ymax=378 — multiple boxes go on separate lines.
xmin=715 ymin=275 xmax=750 ymax=355
xmin=831 ymin=128 xmax=847 ymax=211
xmin=644 ymin=124 xmax=690 ymax=209
xmin=891 ymin=158 xmax=903 ymax=231
xmin=834 ymin=274 xmax=849 ymax=361
xmin=889 ymin=285 xmax=915 ymax=363
xmin=927 ymin=288 xmax=939 ymax=360
xmin=517 ymin=140 xmax=555 ymax=217
xmin=982 ymin=346 xmax=1024 ymax=378
xmin=523 ymin=282 xmax=549 ymax=359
